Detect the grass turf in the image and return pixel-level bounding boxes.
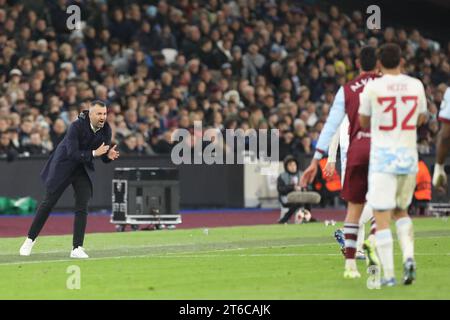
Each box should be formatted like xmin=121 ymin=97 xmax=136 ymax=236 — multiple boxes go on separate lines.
xmin=0 ymin=217 xmax=449 ymax=299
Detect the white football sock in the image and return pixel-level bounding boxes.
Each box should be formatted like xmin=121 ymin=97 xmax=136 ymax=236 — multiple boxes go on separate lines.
xmin=367 ymin=234 xmax=376 ymax=246
xmin=345 ymin=258 xmax=357 ymax=271
xmin=376 ymin=229 xmax=395 ymax=279
xmin=356 ymin=204 xmax=373 ymax=251
xmin=396 ymin=217 xmax=414 ymax=263
xmin=360 ymin=204 xmax=373 ymax=224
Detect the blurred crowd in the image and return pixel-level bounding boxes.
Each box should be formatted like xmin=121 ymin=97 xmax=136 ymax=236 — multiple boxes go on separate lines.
xmin=0 ymin=0 xmax=449 ymax=162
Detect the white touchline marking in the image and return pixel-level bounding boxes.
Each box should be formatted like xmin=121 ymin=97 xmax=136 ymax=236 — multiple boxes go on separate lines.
xmin=0 ymin=242 xmax=338 ymax=266
xmin=0 ymin=240 xmax=338 ymax=256
xmin=129 ymin=252 xmax=450 ymax=259
xmin=0 ymin=234 xmax=448 ymax=266
xmin=1 ymin=251 xmax=449 ymax=267
xmin=165 ymin=241 xmax=339 ymax=255
xmin=1 ymin=232 xmax=448 ymax=253
xmin=0 ymin=242 xmax=203 ymax=255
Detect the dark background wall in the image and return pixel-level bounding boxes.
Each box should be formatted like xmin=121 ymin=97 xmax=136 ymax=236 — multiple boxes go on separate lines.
xmin=0 ymin=155 xmax=448 ymax=211
xmin=0 ymin=156 xmax=243 ymax=211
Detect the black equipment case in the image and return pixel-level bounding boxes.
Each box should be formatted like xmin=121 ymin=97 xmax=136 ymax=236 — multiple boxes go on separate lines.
xmin=111 ymin=167 xmax=181 ymax=231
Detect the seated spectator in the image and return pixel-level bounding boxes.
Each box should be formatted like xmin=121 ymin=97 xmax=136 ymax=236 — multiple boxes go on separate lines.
xmin=50 ymin=118 xmax=66 ymax=148
xmin=135 ymin=132 xmax=155 ymax=156
xmin=118 ymin=133 xmax=139 ymax=156
xmin=19 ymin=119 xmax=34 ymax=147
xmin=0 ymin=131 xmax=18 ymax=162
xmin=22 ymin=131 xmax=48 ymax=156
xmin=277 ymin=155 xmax=315 ymax=224
xmin=7 ymin=128 xmax=21 ymax=153
xmin=279 ymin=130 xmax=295 ymax=160
xmin=152 ymin=130 xmax=174 ymax=154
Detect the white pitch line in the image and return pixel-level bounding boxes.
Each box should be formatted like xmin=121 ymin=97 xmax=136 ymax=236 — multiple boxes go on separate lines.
xmin=149 ymin=252 xmax=450 ymax=259
xmin=1 ymin=251 xmax=449 ymax=267
xmin=0 ymin=234 xmax=449 ymax=266
xmin=1 ymin=232 xmax=448 ymax=256
xmin=165 ymin=241 xmax=339 ymax=256
xmin=1 ymin=242 xmax=203 ymax=255
xmin=0 ymin=240 xmax=338 ymax=257
xmin=0 ymin=242 xmax=338 ymax=266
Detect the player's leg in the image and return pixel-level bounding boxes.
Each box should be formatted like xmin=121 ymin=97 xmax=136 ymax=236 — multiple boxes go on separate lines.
xmin=20 ymin=182 xmax=69 ymax=256
xmin=359 ymin=204 xmax=379 ymax=267
xmin=393 ymin=174 xmax=417 ymax=285
xmin=356 ymin=204 xmax=372 ymax=259
xmin=368 ymin=215 xmax=376 ymax=244
xmin=373 ymin=209 xmax=395 ymax=286
xmin=367 ymin=172 xmax=397 ymax=286
xmin=70 ymin=167 xmax=92 ymax=258
xmin=333 ymin=156 xmax=347 ymax=256
xmin=343 ymin=202 xmax=365 ymax=278
xmin=393 ymin=209 xmax=414 ymax=264
xmin=340 ymin=165 xmax=368 ymax=278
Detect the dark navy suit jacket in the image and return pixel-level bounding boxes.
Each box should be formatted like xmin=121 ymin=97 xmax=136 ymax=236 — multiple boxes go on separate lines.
xmin=40 ymin=111 xmax=112 ymax=194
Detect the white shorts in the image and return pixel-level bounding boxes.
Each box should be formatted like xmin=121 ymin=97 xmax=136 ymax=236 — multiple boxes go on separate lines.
xmin=367 ymin=172 xmax=416 ymax=210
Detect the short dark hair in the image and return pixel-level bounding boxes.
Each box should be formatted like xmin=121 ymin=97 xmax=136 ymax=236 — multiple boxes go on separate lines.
xmin=378 ymin=43 xmax=401 ymax=69
xmin=125 ymin=133 xmax=136 ymax=140
xmin=90 ymin=100 xmax=107 ymax=108
xmin=359 ymin=46 xmax=377 ymax=71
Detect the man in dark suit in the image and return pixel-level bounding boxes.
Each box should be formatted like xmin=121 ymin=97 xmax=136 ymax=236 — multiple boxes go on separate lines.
xmin=19 ymin=100 xmax=120 ymax=259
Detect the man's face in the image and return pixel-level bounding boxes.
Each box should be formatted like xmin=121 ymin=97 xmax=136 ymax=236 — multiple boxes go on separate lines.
xmin=89 ymin=105 xmax=107 ymax=129
xmin=0 ymin=134 xmax=9 ymax=146
xmin=30 ymin=133 xmax=41 ymax=145
xmin=126 ymin=136 xmax=137 ymax=150
xmin=53 ymin=119 xmax=66 ymax=134
xmin=21 ymin=121 xmax=33 ymax=133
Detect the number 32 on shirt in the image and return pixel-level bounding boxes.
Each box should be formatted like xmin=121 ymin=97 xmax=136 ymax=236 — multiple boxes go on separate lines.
xmin=377 ymin=96 xmax=418 ymax=131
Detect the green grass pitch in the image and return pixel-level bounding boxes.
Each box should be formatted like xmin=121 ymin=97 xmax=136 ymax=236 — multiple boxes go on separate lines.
xmin=0 ymin=217 xmax=449 ymax=299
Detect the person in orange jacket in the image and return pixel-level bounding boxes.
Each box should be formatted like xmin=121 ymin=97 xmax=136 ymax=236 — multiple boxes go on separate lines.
xmin=409 ymin=159 xmax=432 ymax=216
xmin=313 ymin=157 xmax=342 ymax=207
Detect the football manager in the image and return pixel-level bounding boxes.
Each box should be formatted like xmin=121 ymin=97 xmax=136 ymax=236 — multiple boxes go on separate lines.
xmin=19 ymin=100 xmax=120 ymax=258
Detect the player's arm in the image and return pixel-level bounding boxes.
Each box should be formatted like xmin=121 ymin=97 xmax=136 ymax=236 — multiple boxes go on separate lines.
xmin=324 ymin=129 xmax=339 ymax=177
xmin=300 ymin=87 xmax=346 ymax=187
xmin=433 ymin=88 xmax=450 ymax=188
xmin=436 ymin=122 xmax=450 ymax=165
xmin=313 ymin=87 xmax=346 ymax=159
xmin=417 ymin=85 xmax=428 ymax=127
xmin=417 ymin=114 xmax=427 ymax=127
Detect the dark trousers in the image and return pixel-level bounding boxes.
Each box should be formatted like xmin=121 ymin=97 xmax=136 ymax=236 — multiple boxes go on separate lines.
xmin=278 ymin=204 xmax=312 ymax=224
xmin=28 ymin=165 xmax=92 ymax=248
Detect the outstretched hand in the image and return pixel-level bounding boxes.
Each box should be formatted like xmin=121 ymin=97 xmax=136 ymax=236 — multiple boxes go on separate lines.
xmin=432 ymin=164 xmax=447 ymax=193
xmin=107 ymin=145 xmax=120 ymax=160
xmin=300 ymin=159 xmax=319 ymax=188
xmin=94 ymin=142 xmax=109 ymax=157
xmin=324 ymin=161 xmax=336 ymax=177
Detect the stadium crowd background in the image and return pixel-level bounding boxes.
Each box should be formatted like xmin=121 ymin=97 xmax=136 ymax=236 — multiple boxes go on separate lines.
xmin=0 ymin=0 xmax=448 ymax=162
